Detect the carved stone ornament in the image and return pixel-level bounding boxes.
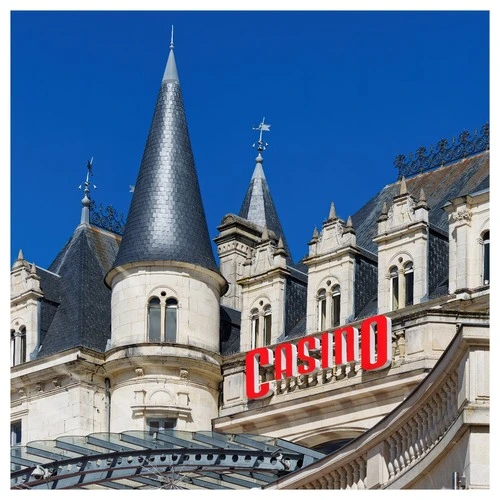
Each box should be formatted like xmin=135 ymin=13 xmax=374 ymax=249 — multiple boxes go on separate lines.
xmin=452 ymin=209 xmax=473 ymax=223
xmin=135 ymin=367 xmax=145 ymax=377
xmin=180 ymin=369 xmax=188 ymax=379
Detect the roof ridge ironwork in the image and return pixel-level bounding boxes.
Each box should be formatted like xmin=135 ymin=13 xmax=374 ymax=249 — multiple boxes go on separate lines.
xmin=394 ymin=122 xmax=489 ymax=179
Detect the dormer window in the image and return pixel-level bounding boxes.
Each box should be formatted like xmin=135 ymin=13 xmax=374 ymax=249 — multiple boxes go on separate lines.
xmin=331 ymin=285 xmax=341 ymax=327
xmin=483 ymin=231 xmax=490 ymax=285
xmin=10 ymin=327 xmax=26 ymax=367
xmin=148 ymin=294 xmax=178 ymax=343
xmin=404 ymin=262 xmax=414 ymax=306
xmin=250 ymin=301 xmax=272 ymax=348
xmin=264 ymin=305 xmax=272 ymax=346
xmin=317 ymin=289 xmax=327 ymax=331
xmin=390 ymin=266 xmax=399 ymax=311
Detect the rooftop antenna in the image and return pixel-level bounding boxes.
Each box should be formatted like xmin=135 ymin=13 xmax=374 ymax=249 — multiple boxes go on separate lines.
xmin=252 ymin=117 xmax=271 ymax=153
xmin=170 ymin=25 xmax=174 ymax=49
xmin=78 ymin=157 xmax=97 ymax=224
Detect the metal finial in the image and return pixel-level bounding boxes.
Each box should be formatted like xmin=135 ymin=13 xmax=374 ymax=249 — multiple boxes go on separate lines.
xmin=252 ymin=117 xmax=271 ymax=152
xmin=79 ymin=157 xmax=97 ymax=206
xmin=170 ymin=25 xmax=174 ymax=49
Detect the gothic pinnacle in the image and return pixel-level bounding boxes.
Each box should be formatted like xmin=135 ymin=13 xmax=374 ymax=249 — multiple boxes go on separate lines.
xmin=399 ymin=176 xmax=408 ymax=196
xmin=328 ymin=202 xmax=337 ymax=221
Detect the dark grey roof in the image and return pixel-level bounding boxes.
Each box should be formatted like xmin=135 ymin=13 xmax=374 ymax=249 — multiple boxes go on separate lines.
xmin=351 ymin=152 xmax=489 ymax=255
xmin=239 ymin=159 xmax=294 ymax=265
xmin=220 ymin=305 xmax=241 ymax=355
xmin=37 ymin=224 xmax=120 ymax=357
xmin=112 ymin=47 xmax=220 ymax=275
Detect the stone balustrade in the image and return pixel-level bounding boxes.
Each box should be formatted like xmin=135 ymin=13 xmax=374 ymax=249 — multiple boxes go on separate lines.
xmin=267 ymin=321 xmax=489 ymax=490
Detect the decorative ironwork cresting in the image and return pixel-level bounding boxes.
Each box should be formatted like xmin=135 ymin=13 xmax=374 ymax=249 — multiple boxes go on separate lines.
xmin=394 ymin=123 xmax=489 ymax=180
xmin=90 ymin=201 xmax=126 ymax=235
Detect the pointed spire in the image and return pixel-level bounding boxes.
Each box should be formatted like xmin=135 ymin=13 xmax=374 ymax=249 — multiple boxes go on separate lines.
xmin=416 ymin=187 xmax=429 ymax=210
xmin=163 ymin=25 xmax=179 ymax=83
xmin=344 ymin=216 xmax=356 ymax=234
xmin=239 ymin=132 xmax=293 ymax=264
xmin=111 ymin=30 xmax=222 ymax=280
xmin=79 ymin=158 xmax=96 ymax=224
xmin=13 ymin=248 xmax=29 ymax=270
xmin=275 ymin=235 xmax=288 ymax=257
xmin=328 ymin=202 xmax=337 ymax=221
xmin=399 ymin=176 xmax=408 ymax=196
xmin=309 ymin=227 xmax=319 ymax=245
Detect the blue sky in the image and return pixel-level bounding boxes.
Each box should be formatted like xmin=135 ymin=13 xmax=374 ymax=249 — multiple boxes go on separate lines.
xmin=11 ymin=10 xmax=489 ymax=269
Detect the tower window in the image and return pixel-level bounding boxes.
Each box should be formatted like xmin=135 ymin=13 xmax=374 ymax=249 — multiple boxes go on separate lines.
xmin=148 ymin=297 xmax=161 ymax=342
xmin=483 ymin=231 xmax=490 ymax=285
xmin=148 ymin=295 xmax=178 ymax=343
xmin=146 ymin=418 xmax=176 ymax=437
xmin=165 ymin=298 xmax=178 ymax=342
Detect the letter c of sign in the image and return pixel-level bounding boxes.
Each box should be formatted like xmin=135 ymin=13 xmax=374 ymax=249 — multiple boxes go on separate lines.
xmin=245 ymin=347 xmax=275 ymax=399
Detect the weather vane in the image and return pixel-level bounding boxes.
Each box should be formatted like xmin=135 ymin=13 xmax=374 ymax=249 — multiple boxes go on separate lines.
xmin=78 ymin=157 xmax=97 ymax=205
xmin=252 ymin=117 xmax=271 ymax=152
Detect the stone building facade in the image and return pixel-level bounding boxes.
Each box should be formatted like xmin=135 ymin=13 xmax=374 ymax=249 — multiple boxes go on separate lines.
xmin=10 ymin=38 xmax=489 ymax=490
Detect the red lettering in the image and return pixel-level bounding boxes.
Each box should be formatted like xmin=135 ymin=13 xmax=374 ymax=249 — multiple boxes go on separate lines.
xmin=275 ymin=343 xmax=298 ymax=379
xmin=245 ymin=347 xmax=275 ymax=399
xmin=321 ymin=332 xmax=334 ymax=369
xmin=334 ymin=326 xmax=359 ymax=366
xmin=297 ymin=337 xmax=320 ymax=375
xmin=360 ymin=315 xmax=392 ymax=370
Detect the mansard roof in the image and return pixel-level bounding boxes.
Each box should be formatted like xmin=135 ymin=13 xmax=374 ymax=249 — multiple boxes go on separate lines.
xmin=352 ymin=151 xmax=489 ymax=255
xmin=36 ymin=224 xmax=120 ymax=358
xmin=110 ymin=43 xmax=221 ymax=277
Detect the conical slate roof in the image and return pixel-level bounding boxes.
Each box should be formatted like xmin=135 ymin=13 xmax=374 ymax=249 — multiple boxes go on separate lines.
xmin=239 ymin=154 xmax=293 ymax=265
xmin=111 ymin=43 xmax=220 ymax=275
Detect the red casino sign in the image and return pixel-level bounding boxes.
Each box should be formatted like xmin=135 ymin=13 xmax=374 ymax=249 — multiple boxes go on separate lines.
xmin=245 ymin=314 xmax=392 ymax=399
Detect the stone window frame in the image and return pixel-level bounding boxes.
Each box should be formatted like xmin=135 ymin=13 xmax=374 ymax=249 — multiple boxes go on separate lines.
xmin=146 ymin=290 xmax=179 ymax=343
xmin=316 ymin=279 xmax=341 ymax=331
xmin=388 ymin=259 xmax=414 ymax=311
xmin=10 ymin=325 xmax=26 ymax=367
xmin=480 ymin=229 xmax=490 ymax=285
xmin=249 ymin=298 xmax=272 ymax=348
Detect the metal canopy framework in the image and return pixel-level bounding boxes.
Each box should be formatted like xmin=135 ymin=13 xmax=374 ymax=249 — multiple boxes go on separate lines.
xmin=11 ymin=430 xmax=324 ymax=490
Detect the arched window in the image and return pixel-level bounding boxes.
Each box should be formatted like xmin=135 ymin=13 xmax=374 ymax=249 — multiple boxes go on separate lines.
xmin=165 ymin=298 xmax=178 ymax=342
xmin=404 ymin=262 xmax=414 ymax=306
xmin=331 ymin=285 xmax=341 ymax=327
xmin=10 ymin=330 xmax=16 ymax=367
xmin=250 ymin=308 xmax=259 ymax=349
xmin=19 ymin=327 xmax=26 ymax=364
xmin=10 ymin=327 xmax=27 ymax=367
xmin=263 ymin=305 xmax=272 ymax=346
xmin=148 ymin=297 xmax=161 ymax=342
xmin=483 ymin=231 xmax=490 ymax=285
xmin=390 ymin=266 xmax=399 ymax=311
xmin=317 ymin=289 xmax=327 ymax=331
